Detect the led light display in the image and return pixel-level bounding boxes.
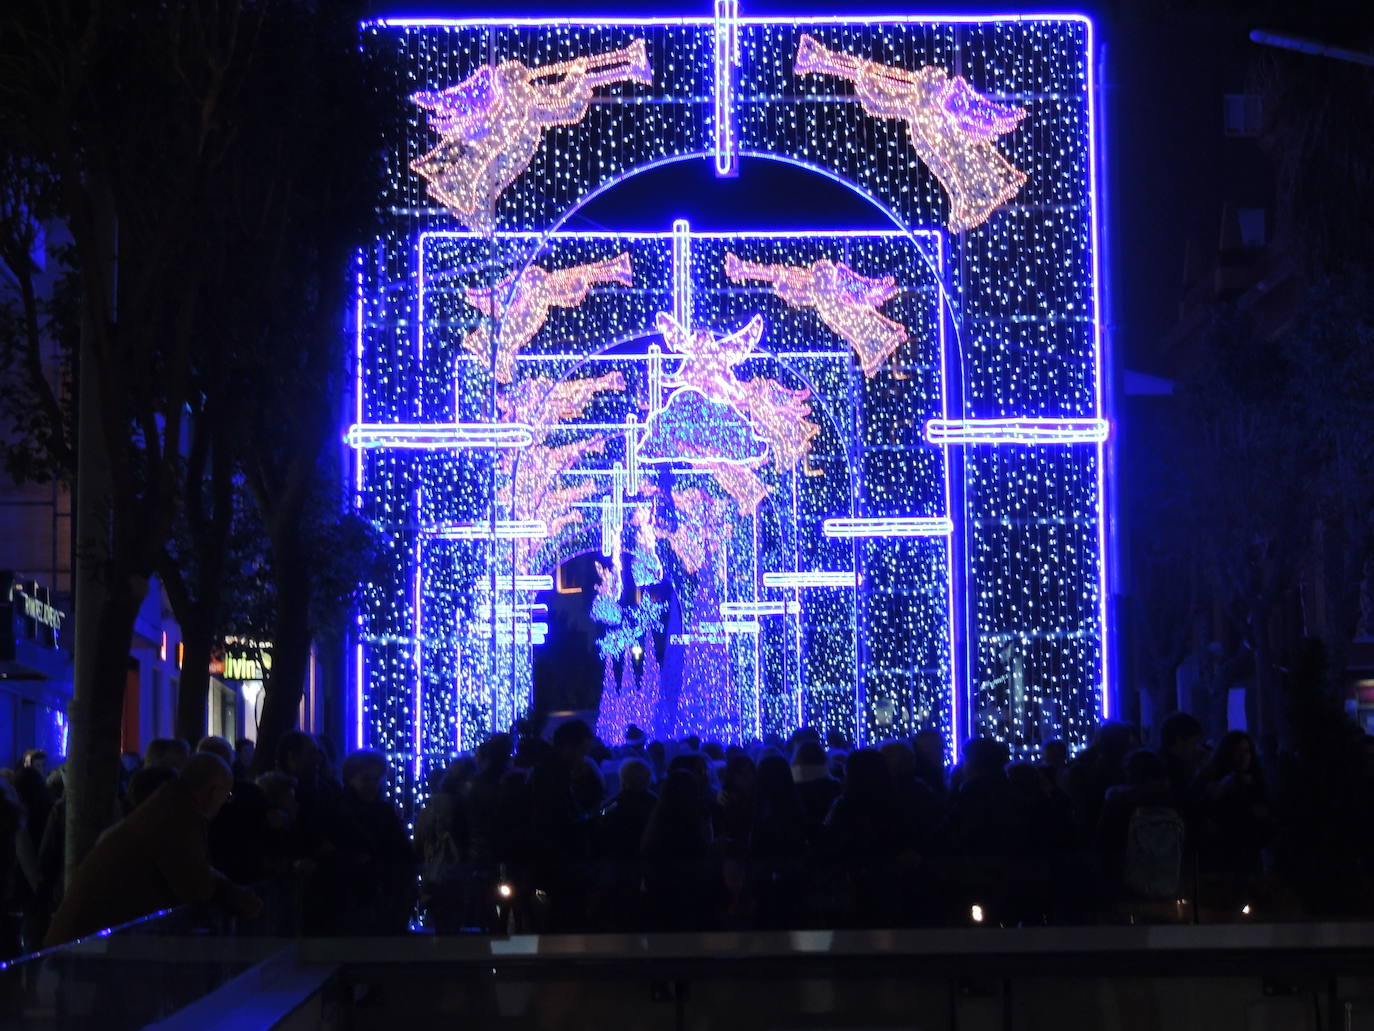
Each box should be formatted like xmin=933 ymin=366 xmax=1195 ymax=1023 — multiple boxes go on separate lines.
xmin=412 ymin=40 xmax=653 ymax=233
xmin=793 ymin=33 xmax=1027 ymax=233
xmin=463 ymin=254 xmax=633 ymax=383
xmin=725 ymin=252 xmax=909 ymax=378
xmin=355 ymin=8 xmax=1108 ymax=806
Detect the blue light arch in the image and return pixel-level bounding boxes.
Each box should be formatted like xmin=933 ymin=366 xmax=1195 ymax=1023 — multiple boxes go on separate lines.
xmin=351 ymin=8 xmax=1109 ymax=804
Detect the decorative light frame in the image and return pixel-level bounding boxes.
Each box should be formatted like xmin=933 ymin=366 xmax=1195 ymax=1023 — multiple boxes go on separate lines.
xmin=353 ymin=7 xmax=1110 ymax=801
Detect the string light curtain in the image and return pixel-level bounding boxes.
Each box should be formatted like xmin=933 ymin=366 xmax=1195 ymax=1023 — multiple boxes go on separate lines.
xmin=354 ymin=9 xmax=1108 ymax=806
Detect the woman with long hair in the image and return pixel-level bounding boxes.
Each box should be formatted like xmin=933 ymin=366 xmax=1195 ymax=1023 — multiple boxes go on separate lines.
xmin=1193 ymin=731 xmax=1273 ymax=878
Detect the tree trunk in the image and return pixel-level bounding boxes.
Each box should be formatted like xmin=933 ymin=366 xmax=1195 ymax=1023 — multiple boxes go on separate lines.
xmin=250 ymin=549 xmax=311 ymax=778
xmin=175 ymin=626 xmax=213 ymax=745
xmin=66 ymin=200 xmax=136 ymax=884
xmin=65 ymin=581 xmax=143 ymax=882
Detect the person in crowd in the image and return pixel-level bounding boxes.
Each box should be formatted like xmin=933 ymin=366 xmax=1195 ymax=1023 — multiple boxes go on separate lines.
xmin=641 ymin=768 xmax=722 ymax=930
xmin=594 ymin=757 xmax=656 ymax=929
xmin=275 ymin=730 xmax=351 ymax=932
xmin=945 ymin=738 xmax=1027 ymax=857
xmin=198 ymin=736 xmax=272 ymax=885
xmin=255 ymin=771 xmax=309 ymax=875
xmin=0 ymin=775 xmax=26 ymax=958
xmin=464 ymin=734 xmax=513 ymax=866
xmin=1095 ymin=748 xmax=1181 ymax=900
xmin=1193 ymin=730 xmax=1273 ymax=878
xmin=880 ymin=740 xmax=942 ymax=852
xmin=315 ymin=735 xmax=342 ymax=788
xmin=1065 ymin=721 xmax=1134 ymax=837
xmin=645 ymin=739 xmax=667 ymax=781
xmin=668 ymin=750 xmax=720 ymax=828
xmin=128 ymin=765 xmax=179 ymax=809
xmin=1036 ymin=739 xmax=1071 ymax=800
xmin=13 ymin=759 xmax=51 ymax=863
xmin=43 ymin=754 xmax=260 ymax=947
xmin=338 ymin=750 xmax=414 ymax=933
xmin=35 ymin=766 xmax=67 ymax=920
xmin=233 ymin=739 xmax=255 ymax=781
xmin=823 ymin=748 xmax=917 ymax=924
xmin=528 ymin=719 xmax=596 ymax=929
xmin=21 ymin=749 xmax=47 ymax=777
xmin=599 ymin=758 xmax=657 ymax=859
xmin=1040 ymin=739 xmax=1068 ymax=772
xmin=716 ymin=751 xmax=757 ymax=849
xmin=622 ymin=724 xmax=647 ymax=758
xmin=748 ymin=753 xmax=807 ymax=927
xmin=572 ymin=753 xmax=607 ymax=817
xmin=414 ymin=757 xmax=473 ymax=932
xmin=791 ymin=739 xmax=841 ymax=844
xmin=9 ymin=756 xmax=49 ymax=951
xmin=1160 ymin=712 xmax=1207 ymax=810
xmin=144 ymin=738 xmax=192 ymax=772
xmin=1005 ymin=759 xmax=1074 ymax=857
xmin=912 ymin=729 xmax=948 ymax=801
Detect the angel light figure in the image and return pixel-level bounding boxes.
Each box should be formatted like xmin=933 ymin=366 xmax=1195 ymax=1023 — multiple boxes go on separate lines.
xmin=794 ymin=34 xmax=1027 ymax=233
xmin=464 ymin=253 xmax=632 ymax=383
xmin=724 ymin=252 xmax=908 ymax=377
xmin=654 ymin=312 xmax=819 ymax=473
xmin=412 ymin=39 xmax=651 ymax=233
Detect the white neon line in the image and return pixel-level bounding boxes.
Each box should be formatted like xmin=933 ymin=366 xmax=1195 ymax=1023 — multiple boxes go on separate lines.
xmin=713 ymin=0 xmax=739 ymax=177
xmin=924 ymin=418 xmax=1109 ymax=445
xmin=720 ymin=600 xmax=801 ymax=617
xmin=345 ymin=423 xmax=535 ymax=449
xmin=426 ymin=520 xmax=550 ymax=540
xmin=481 ymin=575 xmax=555 ymax=591
xmin=761 ymin=571 xmax=859 ymax=588
xmin=823 ymin=517 xmax=954 ymax=538
xmin=672 ymin=219 xmax=692 ymax=329
xmin=721 ymin=621 xmax=762 ymax=635
xmin=476 ymin=603 xmax=548 ymax=618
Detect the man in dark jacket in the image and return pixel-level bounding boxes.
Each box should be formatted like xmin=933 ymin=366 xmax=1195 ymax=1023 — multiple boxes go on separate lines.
xmin=44 ymin=754 xmax=260 ymax=947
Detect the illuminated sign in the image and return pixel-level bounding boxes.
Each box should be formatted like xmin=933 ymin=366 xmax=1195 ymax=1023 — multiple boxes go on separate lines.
xmin=210 ymin=640 xmax=272 ymax=681
xmin=7 ymin=574 xmax=66 ymax=650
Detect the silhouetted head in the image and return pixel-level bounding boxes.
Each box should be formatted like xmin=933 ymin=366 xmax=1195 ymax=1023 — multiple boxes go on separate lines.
xmin=961 ymin=737 xmax=1010 ymax=780
xmin=146 ymin=738 xmax=192 ymax=772
xmin=1123 ymin=748 xmax=1168 ymax=787
xmin=276 ymin=731 xmax=320 ymax=783
xmin=196 ymin=735 xmax=234 ymax=766
xmin=553 ymin=719 xmax=594 ymax=761
xmin=618 ymin=757 xmax=652 ymax=794
xmin=1041 ymin=739 xmax=1068 ymax=769
xmin=181 ymin=753 xmax=234 ymax=820
xmin=342 ymin=750 xmax=388 ymax=802
xmin=842 ymin=748 xmax=892 ymax=801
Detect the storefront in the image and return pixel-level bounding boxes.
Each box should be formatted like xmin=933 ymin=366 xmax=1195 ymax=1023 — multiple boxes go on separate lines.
xmin=209 ymin=638 xmax=323 ymax=743
xmin=0 ymin=572 xmax=73 ymax=767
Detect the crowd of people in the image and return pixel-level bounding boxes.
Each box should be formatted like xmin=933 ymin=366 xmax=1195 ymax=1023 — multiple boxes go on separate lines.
xmin=412 ymin=714 xmax=1285 ymax=933
xmin=0 ymin=712 xmax=1335 ymax=952
xmin=0 ymin=732 xmax=412 ymax=956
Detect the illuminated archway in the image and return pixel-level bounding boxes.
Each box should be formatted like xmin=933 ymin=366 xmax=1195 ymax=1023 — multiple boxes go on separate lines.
xmin=351 ymin=9 xmax=1110 ymax=804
